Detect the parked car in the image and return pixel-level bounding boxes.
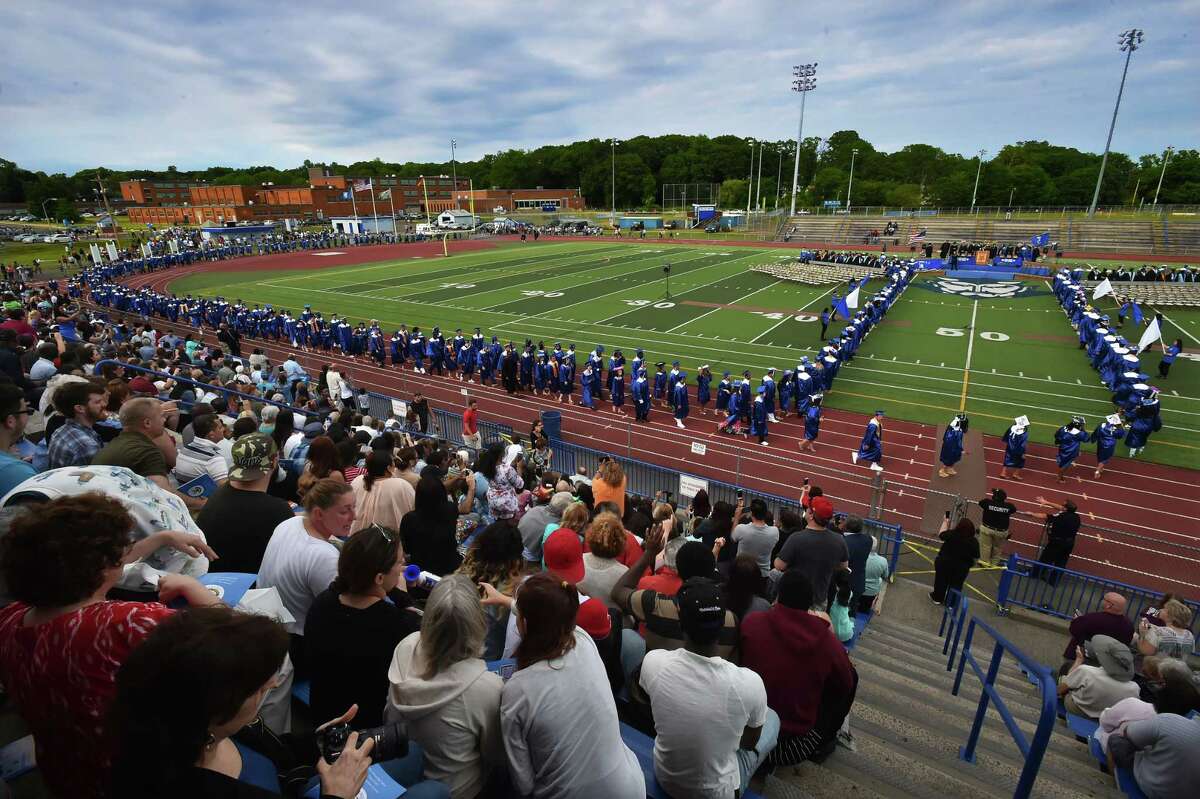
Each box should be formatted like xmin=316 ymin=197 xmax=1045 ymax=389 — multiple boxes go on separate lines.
xmin=796 ymin=209 xmax=811 ymax=215
xmin=16 ymin=234 xmax=41 ymax=242
xmin=492 ymin=205 xmax=507 ymax=213
xmin=44 ymin=234 xmax=73 ymax=243
xmin=704 ymin=224 xmax=720 ymax=233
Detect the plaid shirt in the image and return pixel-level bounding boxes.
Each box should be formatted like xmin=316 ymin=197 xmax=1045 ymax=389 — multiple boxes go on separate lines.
xmin=47 ymin=420 xmax=104 ymax=469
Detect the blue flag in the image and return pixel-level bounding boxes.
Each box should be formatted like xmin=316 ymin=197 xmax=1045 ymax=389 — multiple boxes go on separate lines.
xmin=1132 ymin=301 xmax=1144 ymax=325
xmin=833 ymin=294 xmax=851 ymax=322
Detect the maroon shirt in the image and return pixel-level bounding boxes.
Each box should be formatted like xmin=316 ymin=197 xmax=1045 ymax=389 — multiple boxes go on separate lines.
xmin=1064 ymin=611 xmax=1135 ymax=660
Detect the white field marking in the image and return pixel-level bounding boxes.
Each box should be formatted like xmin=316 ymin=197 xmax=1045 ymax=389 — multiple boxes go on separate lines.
xmin=1157 ymin=310 xmax=1200 ymax=346
xmin=748 ymin=286 xmax=835 ymax=344
xmin=959 ymin=300 xmax=978 ymax=412
xmin=658 ymin=279 xmax=785 ymax=334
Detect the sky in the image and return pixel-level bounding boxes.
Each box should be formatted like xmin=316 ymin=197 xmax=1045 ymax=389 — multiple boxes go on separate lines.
xmin=1 ymin=0 xmax=1196 ymax=174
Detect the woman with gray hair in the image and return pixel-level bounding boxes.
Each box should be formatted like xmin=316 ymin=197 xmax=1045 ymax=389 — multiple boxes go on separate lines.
xmin=386 ymin=574 xmax=505 ymax=798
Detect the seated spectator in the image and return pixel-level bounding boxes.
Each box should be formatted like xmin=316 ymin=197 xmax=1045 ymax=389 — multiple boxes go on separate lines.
xmin=1058 ymin=635 xmax=1140 ymax=719
xmin=578 ymin=596 xmax=625 ymax=698
xmin=1108 ymin=713 xmax=1200 ymax=799
xmin=1097 ymin=659 xmax=1200 ymax=755
xmin=401 ymin=468 xmax=464 ymax=577
xmin=305 ymin=524 xmax=420 ymax=728
xmin=0 ymin=493 xmax=219 ymax=799
xmin=297 ymin=435 xmax=345 ymax=499
xmin=109 ymin=606 xmax=442 ymax=799
xmin=641 ymin=576 xmax=778 ymax=797
xmin=351 ymin=449 xmax=416 ymax=530
xmin=456 ymin=520 xmax=524 ymax=659
xmin=1061 ymin=592 xmax=1133 ymax=674
xmin=0 ymin=384 xmax=36 ymax=495
xmin=722 ymin=553 xmax=772 ymax=621
xmin=498 ymin=572 xmax=645 ymax=798
xmin=1135 ymin=599 xmax=1195 ymax=661
xmin=518 ymin=487 xmax=569 ymax=564
xmin=578 ymin=511 xmax=629 ymax=609
xmin=47 ymin=379 xmax=107 ymax=468
xmin=196 ymin=433 xmax=295 ymax=574
xmin=741 ymin=570 xmax=858 ymax=766
xmin=731 ymin=498 xmax=779 ymax=575
xmin=91 ymin=396 xmax=172 ymax=487
xmin=173 ymin=412 xmax=230 ymax=485
xmin=257 ymin=478 xmax=356 ymax=676
xmin=387 ymin=575 xmax=506 ymax=798
xmin=773 ymin=495 xmax=848 ymax=610
xmin=611 ymin=522 xmax=739 ymax=691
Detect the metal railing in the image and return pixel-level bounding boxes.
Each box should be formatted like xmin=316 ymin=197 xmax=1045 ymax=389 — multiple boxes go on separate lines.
xmin=950 ymin=616 xmax=1058 ymax=799
xmin=996 ymin=554 xmax=1200 ymax=654
xmin=937 ymin=588 xmax=971 ymax=672
xmin=95 ymin=360 xmax=320 ymax=418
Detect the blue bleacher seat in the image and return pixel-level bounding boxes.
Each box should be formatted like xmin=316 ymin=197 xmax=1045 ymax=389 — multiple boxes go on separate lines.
xmin=292 ymin=679 xmax=311 ymax=706
xmin=619 ymin=722 xmax=763 ymax=799
xmin=1116 ymin=765 xmax=1148 ymax=799
xmin=1088 ymin=734 xmax=1109 ymax=773
xmin=1065 ymin=711 xmax=1100 ymax=743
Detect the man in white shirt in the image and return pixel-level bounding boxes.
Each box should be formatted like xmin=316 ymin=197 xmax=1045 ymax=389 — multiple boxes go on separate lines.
xmin=173 ymin=413 xmax=229 ymax=485
xmin=640 ymin=578 xmax=779 ymax=798
xmin=1058 ymin=634 xmax=1139 ymax=719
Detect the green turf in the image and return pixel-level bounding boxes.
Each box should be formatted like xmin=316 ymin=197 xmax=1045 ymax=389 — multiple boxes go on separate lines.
xmin=166 ymin=241 xmax=1200 ymax=469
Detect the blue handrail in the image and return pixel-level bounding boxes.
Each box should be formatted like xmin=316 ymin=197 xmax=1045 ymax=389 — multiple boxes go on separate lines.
xmin=951 ymin=616 xmax=1058 ymax=799
xmin=996 ymin=554 xmax=1200 ymax=655
xmin=937 ymin=588 xmax=970 ymax=671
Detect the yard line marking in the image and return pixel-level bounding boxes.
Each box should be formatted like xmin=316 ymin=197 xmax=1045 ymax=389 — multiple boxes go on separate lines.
xmin=660 ymin=279 xmax=784 ymax=334
xmin=748 ymin=285 xmax=834 ymax=344
xmin=1077 ymin=379 xmax=1082 ymax=385
xmin=960 ymin=299 xmax=977 ymax=412
xmin=1157 ymin=310 xmax=1200 ymax=346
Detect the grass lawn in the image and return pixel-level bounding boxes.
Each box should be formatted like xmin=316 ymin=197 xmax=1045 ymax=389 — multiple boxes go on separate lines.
xmin=165 ymin=240 xmax=1199 ymax=468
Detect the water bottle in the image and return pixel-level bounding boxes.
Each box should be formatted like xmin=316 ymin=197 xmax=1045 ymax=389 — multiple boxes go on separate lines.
xmin=403 ymin=564 xmax=441 ymax=590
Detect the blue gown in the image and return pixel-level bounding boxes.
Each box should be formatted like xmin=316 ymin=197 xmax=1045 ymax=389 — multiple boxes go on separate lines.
xmin=804 ymin=406 xmax=821 ymax=441
xmin=696 ymin=375 xmax=711 ymax=407
xmin=857 ymin=419 xmax=883 ymax=463
xmin=1054 ymin=426 xmax=1090 ymax=468
xmin=940 ymin=426 xmax=964 ymax=467
xmin=750 ymin=399 xmax=769 ymax=438
xmin=611 ymin=372 xmax=625 ymax=407
xmin=1091 ymin=422 xmax=1125 ymax=464
xmin=762 ymin=378 xmax=776 ymax=415
xmin=580 ymin=370 xmax=595 ymax=408
xmin=1002 ymin=427 xmax=1028 ymax=469
xmin=673 ymin=383 xmax=689 ymax=420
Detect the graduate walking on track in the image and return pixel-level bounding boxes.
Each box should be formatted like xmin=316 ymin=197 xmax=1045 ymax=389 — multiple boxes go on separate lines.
xmin=798 ymin=393 xmax=822 ymax=453
xmin=673 ymin=372 xmax=689 ymax=429
xmin=1054 ymin=416 xmax=1090 ymax=483
xmin=938 ymin=413 xmax=967 ymax=478
xmin=999 ymin=415 xmax=1029 ymax=481
xmin=853 ymin=410 xmax=885 ymax=472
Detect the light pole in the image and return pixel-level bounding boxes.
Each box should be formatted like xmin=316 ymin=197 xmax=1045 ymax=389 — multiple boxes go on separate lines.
xmin=789 ymin=63 xmax=817 ymax=216
xmin=969 ymin=149 xmax=986 ymax=214
xmin=754 ymin=141 xmax=764 ymax=211
xmin=450 ymin=138 xmax=458 ymax=208
xmin=610 ymin=138 xmax=620 ymax=225
xmin=1008 ymin=186 xmax=1015 ymax=208
xmin=746 ymin=138 xmax=755 ymax=218
xmin=1152 ymin=145 xmax=1174 ymax=206
xmin=1089 ymin=28 xmax=1144 ymax=218
xmin=40 ymin=197 xmax=57 ymax=222
xmin=845 ymin=148 xmax=858 ymax=214
xmin=775 ymin=143 xmax=787 ymax=209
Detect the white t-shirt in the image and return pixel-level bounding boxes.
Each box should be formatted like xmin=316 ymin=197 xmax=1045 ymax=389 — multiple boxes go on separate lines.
xmin=640 ymin=647 xmax=767 ymax=799
xmin=256 ymin=517 xmax=340 ymax=634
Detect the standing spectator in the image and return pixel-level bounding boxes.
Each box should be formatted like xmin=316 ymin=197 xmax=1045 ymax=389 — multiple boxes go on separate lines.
xmin=257 ymin=478 xmax=356 ymax=676
xmin=462 ymin=396 xmax=481 ymax=449
xmin=351 ymin=449 xmax=416 ymax=531
xmin=172 ymin=413 xmax=229 ymax=485
xmin=721 ymin=554 xmax=772 ymax=621
xmin=485 ymin=444 xmax=525 ymax=523
xmin=930 ymin=517 xmax=979 ymax=606
xmin=731 ymin=498 xmax=780 ymax=576
xmin=591 ymin=457 xmax=627 ymax=517
xmin=196 ymin=433 xmax=294 ymax=574
xmin=1061 ymin=593 xmax=1134 ymax=674
xmin=741 ymin=570 xmax=857 ymax=767
xmin=412 ymin=390 xmax=431 ymax=434
xmin=859 ymin=537 xmax=889 ymax=614
xmin=639 ymin=577 xmax=778 ymax=797
xmin=1032 ymin=497 xmax=1081 ymax=584
xmin=839 ymin=514 xmax=872 ymax=606
xmin=47 ymin=380 xmax=107 ymax=468
xmin=978 ymin=488 xmax=1017 ymax=566
xmin=0 ymin=384 xmax=37 ymax=495
xmin=400 ymin=470 xmax=463 ymax=577
xmin=305 ymin=524 xmax=420 ymax=728
xmin=697 ymin=499 xmax=739 ymax=565
xmin=496 ymin=572 xmax=645 ymax=798
xmin=772 ymin=496 xmax=848 ymax=611
xmin=1057 ymin=635 xmax=1139 ymax=719
xmin=387 ymin=574 xmax=506 ymax=798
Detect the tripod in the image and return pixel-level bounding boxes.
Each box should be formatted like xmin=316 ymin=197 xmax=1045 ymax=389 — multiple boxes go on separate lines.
xmin=662 ymin=263 xmax=672 ymax=301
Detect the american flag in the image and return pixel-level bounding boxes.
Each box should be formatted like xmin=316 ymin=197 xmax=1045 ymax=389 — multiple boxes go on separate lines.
xmin=352 ymin=179 xmax=372 ymax=193
xmin=908 ymin=229 xmax=927 ymax=244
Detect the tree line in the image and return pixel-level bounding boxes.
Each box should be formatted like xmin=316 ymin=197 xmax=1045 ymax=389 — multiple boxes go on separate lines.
xmin=2 ymin=133 xmax=1196 ymax=221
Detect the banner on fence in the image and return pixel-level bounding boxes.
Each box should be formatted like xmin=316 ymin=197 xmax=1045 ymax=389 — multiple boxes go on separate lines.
xmin=679 ymin=474 xmax=708 ymax=499
xmin=391 ymin=399 xmax=407 ymax=419
xmin=690 ymin=442 xmax=707 ymax=456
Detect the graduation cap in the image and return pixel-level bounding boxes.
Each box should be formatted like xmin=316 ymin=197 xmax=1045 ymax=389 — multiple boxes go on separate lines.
xmin=656 ymin=361 xmax=666 ymax=368
xmin=1106 ymin=414 xmax=1123 ymax=426
xmin=722 ymin=370 xmax=731 ymax=377
xmin=756 ymin=385 xmax=766 ymax=394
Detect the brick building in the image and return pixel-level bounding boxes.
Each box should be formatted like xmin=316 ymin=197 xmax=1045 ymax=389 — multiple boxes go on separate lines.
xmin=454 ymin=187 xmax=585 ymax=212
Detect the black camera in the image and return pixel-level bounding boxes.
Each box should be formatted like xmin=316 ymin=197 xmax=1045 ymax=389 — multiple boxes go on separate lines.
xmin=316 ymin=722 xmax=407 ymax=764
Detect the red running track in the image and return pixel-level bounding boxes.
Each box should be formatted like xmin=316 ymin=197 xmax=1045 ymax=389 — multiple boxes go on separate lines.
xmin=108 ymin=246 xmax=1199 ymax=596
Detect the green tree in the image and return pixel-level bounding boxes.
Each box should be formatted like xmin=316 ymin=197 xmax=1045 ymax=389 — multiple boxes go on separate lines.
xmin=884 ymin=183 xmax=923 ymax=207
xmin=52 ymin=197 xmax=79 ymax=223
xmin=718 ymin=179 xmax=749 ymax=210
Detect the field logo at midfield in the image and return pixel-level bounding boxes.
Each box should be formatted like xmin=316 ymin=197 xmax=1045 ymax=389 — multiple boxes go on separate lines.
xmin=922 ymin=279 xmax=1043 ymax=299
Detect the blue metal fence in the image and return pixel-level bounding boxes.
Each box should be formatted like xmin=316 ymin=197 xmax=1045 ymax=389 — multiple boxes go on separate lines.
xmin=950 ymin=616 xmax=1058 ymax=799
xmin=996 ymin=554 xmax=1200 ymax=654
xmin=937 ymin=588 xmax=971 ymax=672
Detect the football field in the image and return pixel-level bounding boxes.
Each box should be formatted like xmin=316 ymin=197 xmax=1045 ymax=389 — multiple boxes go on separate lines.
xmin=167 ymin=240 xmax=1200 ymax=468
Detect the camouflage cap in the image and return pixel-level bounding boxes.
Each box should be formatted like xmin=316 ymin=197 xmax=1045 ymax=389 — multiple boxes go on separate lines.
xmin=229 ymin=432 xmax=277 ymax=481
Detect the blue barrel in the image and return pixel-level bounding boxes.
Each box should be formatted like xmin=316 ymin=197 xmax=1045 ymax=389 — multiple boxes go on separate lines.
xmin=541 ymin=410 xmax=562 ymax=442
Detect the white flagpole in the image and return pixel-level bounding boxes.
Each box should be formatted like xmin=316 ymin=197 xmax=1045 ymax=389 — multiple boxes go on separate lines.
xmin=350 ymin=183 xmax=359 ymax=229
xmin=387 ymin=191 xmax=396 ymax=234
xmin=369 ymin=179 xmax=379 ymax=233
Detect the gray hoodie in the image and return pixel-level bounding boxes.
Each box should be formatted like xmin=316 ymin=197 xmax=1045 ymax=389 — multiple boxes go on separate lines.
xmin=386 ymin=632 xmax=504 ymax=799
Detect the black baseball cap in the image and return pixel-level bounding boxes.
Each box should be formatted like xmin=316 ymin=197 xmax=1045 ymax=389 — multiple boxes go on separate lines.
xmin=676 ymin=578 xmax=725 ymax=644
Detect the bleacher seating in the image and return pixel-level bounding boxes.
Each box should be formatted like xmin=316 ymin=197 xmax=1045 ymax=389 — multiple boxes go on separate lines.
xmin=1079 ymin=281 xmax=1200 ymax=307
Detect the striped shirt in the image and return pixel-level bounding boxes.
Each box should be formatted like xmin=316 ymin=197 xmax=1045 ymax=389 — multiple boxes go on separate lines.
xmin=173 ymin=436 xmax=228 ymax=484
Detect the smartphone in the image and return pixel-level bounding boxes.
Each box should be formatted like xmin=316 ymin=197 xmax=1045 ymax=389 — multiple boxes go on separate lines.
xmin=737 ymin=490 xmax=744 ymax=500
xmin=803 ymin=478 xmax=809 ymax=486
xmin=944 ymin=510 xmax=951 ymax=519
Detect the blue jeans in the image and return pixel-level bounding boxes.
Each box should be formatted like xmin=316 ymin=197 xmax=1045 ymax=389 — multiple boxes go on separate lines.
xmin=737 ymin=708 xmax=781 ymax=791
xmin=619 ymin=628 xmax=647 ymax=701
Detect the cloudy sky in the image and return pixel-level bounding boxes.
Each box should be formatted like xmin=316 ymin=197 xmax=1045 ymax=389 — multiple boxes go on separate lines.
xmin=1 ymin=0 xmax=1196 ymax=173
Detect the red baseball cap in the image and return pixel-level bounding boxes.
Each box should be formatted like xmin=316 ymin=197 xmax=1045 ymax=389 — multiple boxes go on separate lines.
xmin=543 ymin=529 xmax=585 ymax=584
xmin=809 ymin=495 xmax=835 ymax=523
xmin=576 ymin=598 xmax=612 ymax=638
xmin=128 ymin=377 xmax=158 ymax=395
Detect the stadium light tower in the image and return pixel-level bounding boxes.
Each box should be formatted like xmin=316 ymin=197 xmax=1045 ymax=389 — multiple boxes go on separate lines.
xmin=746 ymin=137 xmax=755 ymax=217
xmin=1088 ymin=28 xmax=1144 ymax=218
xmin=610 ymin=138 xmax=620 ymax=225
xmin=789 ymin=63 xmax=817 ymax=216
xmin=969 ymin=149 xmax=986 ymax=214
xmin=845 ymin=148 xmax=859 ymax=214
xmin=1153 ymin=145 xmax=1174 ymax=206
